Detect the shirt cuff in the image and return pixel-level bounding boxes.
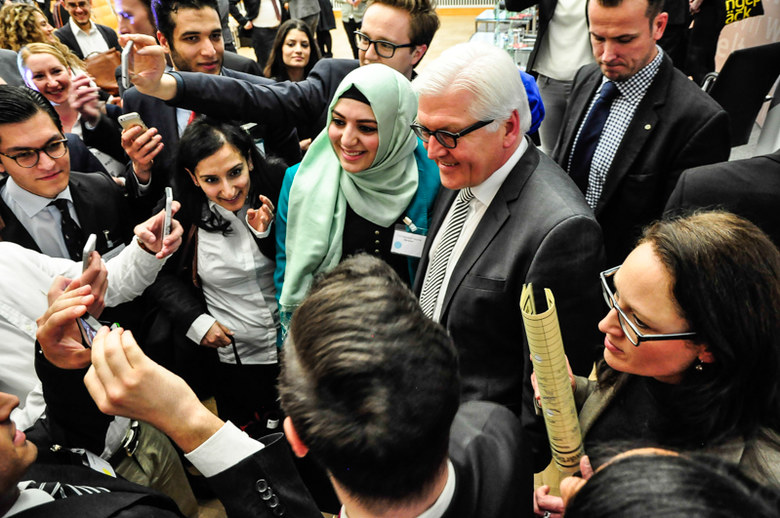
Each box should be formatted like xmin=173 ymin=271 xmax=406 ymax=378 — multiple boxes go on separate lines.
xmin=131 ymin=169 xmax=152 ymax=193
xmin=246 ymin=214 xmax=273 ymax=239
xmin=184 ymin=421 xmax=264 ymax=477
xmin=186 ymin=314 xmax=217 ymax=345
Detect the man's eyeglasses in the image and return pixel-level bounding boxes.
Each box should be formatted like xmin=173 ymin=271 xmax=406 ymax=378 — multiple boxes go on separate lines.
xmin=410 ymin=120 xmax=494 ymax=149
xmin=0 ymin=138 xmax=69 ymax=168
xmin=354 ymin=30 xmax=415 ymax=59
xmin=600 ymin=266 xmax=697 ymax=346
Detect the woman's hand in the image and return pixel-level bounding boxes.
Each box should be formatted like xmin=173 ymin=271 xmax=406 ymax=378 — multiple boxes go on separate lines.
xmin=530 ymin=354 xmax=576 ymax=408
xmin=534 ymin=485 xmax=565 ymax=517
xmin=201 ymin=321 xmax=233 ymax=348
xmin=69 ymin=74 xmax=102 ymax=126
xmin=247 ymin=195 xmax=275 ymax=233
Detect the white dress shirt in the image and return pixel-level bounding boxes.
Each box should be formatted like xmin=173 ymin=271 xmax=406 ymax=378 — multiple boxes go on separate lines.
xmin=0 ymin=240 xmax=169 ymax=426
xmin=69 ymin=17 xmax=110 ymax=57
xmin=427 ymin=138 xmax=528 ymax=322
xmin=186 ymin=203 xmax=278 ymax=364
xmin=1 ymin=179 xmax=80 ymax=259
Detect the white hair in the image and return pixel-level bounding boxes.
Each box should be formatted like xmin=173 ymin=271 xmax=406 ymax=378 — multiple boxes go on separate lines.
xmin=412 ymin=42 xmax=531 ymax=133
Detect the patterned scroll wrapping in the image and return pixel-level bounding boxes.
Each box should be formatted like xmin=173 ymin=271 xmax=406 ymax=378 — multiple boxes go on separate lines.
xmin=521 ymin=284 xmax=583 ymax=473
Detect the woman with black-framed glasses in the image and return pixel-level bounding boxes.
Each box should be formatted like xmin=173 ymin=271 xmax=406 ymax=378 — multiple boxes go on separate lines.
xmin=535 ymin=211 xmax=780 ymax=516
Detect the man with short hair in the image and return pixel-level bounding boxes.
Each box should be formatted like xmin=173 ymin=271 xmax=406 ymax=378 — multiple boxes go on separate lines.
xmin=412 ymin=42 xmax=605 ymax=473
xmin=55 ymin=0 xmax=122 ymax=60
xmin=83 ymin=254 xmax=530 ymax=517
xmin=0 ymin=86 xmax=146 ymax=259
xmin=121 ymin=0 xmax=299 ymax=203
xmin=124 ymin=0 xmax=441 ymax=138
xmin=552 ymin=0 xmax=729 ymax=264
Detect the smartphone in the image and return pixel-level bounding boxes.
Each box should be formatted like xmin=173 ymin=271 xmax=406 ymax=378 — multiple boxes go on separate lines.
xmin=117 ymin=112 xmax=148 ymax=132
xmin=77 ymin=314 xmax=102 ymax=348
xmin=163 ymin=187 xmax=173 ymax=240
xmin=81 ymin=234 xmax=97 ymax=272
xmin=121 ymin=40 xmax=133 ymax=90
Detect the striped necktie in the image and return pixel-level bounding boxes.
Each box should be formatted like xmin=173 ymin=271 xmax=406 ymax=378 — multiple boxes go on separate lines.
xmin=419 ymin=188 xmax=474 ymax=319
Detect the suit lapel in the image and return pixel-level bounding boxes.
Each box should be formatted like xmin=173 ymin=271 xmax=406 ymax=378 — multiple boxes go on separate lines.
xmin=595 ymin=56 xmax=672 ymax=215
xmin=554 ymin=67 xmax=602 ymax=166
xmin=69 ymin=175 xmax=114 ymax=253
xmin=438 ymin=143 xmax=540 ymax=320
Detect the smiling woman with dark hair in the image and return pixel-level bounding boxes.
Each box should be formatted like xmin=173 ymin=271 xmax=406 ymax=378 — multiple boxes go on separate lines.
xmin=535 ymin=210 xmax=780 ymax=515
xmin=145 ymin=117 xmax=287 ymax=435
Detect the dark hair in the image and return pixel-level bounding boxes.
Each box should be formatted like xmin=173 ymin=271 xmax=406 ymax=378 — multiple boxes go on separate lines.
xmin=0 ymin=85 xmax=63 ymax=139
xmin=152 ymin=0 xmax=219 ymax=44
xmin=566 ymin=453 xmax=780 ymax=517
xmin=366 ymin=0 xmax=440 ymax=47
xmin=279 ymin=254 xmax=460 ymax=508
xmin=598 ymin=211 xmax=780 ymax=446
xmin=175 ymin=117 xmax=278 ymax=233
xmin=589 ymin=0 xmax=665 ymax=25
xmin=263 ymin=19 xmax=320 ymax=81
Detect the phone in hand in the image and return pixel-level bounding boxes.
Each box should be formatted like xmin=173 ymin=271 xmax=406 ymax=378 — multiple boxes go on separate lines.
xmin=77 ymin=314 xmax=102 ymax=348
xmin=121 ymin=40 xmax=134 ymax=90
xmin=163 ymin=187 xmax=173 ymax=240
xmin=117 ymin=111 xmax=148 ymax=132
xmin=81 ymin=234 xmax=97 ymax=273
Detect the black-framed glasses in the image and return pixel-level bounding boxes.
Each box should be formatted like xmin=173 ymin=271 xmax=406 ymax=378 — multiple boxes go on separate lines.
xmin=410 ymin=120 xmax=494 ymax=149
xmin=353 ymin=30 xmax=415 ymax=58
xmin=0 ymin=138 xmax=69 ymax=168
xmin=600 ymin=266 xmax=697 ymax=347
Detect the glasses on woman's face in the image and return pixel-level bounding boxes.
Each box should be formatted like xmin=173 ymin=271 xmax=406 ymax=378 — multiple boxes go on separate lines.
xmin=600 ymin=266 xmax=698 ymax=346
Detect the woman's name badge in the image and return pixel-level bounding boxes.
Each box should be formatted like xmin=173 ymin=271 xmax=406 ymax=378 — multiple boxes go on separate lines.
xmin=391 ymin=227 xmax=426 ymax=258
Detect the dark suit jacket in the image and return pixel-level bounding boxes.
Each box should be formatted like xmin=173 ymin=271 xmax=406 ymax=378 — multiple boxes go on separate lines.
xmin=664 ymin=150 xmax=780 ymax=246
xmin=0 ymin=171 xmax=136 ymax=256
xmin=223 ymin=50 xmax=263 ymax=76
xmin=169 ymin=58 xmax=360 ymax=139
xmin=207 ymin=401 xmax=528 ymax=518
xmin=13 ymin=463 xmax=182 ymax=517
xmin=414 ymin=141 xmax=605 ymax=468
xmin=54 ymin=22 xmax=121 ymax=60
xmin=123 ymin=67 xmax=301 ymax=208
xmin=0 ymin=48 xmax=24 ymax=86
xmin=552 ymin=54 xmax=730 ymax=264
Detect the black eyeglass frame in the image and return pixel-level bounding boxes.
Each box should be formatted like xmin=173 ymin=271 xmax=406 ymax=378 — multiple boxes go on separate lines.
xmin=599 ymin=265 xmax=698 ymax=347
xmin=0 ymin=138 xmax=69 ymax=168
xmin=353 ymin=30 xmax=415 ymax=58
xmin=410 ymin=119 xmax=495 ymax=149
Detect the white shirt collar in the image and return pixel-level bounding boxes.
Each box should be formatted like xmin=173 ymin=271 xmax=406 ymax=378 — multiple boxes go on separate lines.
xmin=69 ymin=15 xmax=96 ymax=37
xmin=470 ymin=136 xmax=528 ymax=208
xmin=341 ymin=460 xmax=457 ymax=518
xmin=3 ymin=177 xmax=73 ymax=218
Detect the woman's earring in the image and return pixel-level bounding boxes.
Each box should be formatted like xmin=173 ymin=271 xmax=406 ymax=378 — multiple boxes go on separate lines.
xmin=694 ymin=359 xmax=704 ymax=372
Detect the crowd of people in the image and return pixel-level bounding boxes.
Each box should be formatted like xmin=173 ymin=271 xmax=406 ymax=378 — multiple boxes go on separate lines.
xmin=0 ymin=0 xmax=778 ymax=516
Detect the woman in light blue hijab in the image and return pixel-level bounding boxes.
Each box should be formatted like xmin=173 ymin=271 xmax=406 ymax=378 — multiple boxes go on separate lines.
xmin=274 ymin=63 xmax=440 ymax=329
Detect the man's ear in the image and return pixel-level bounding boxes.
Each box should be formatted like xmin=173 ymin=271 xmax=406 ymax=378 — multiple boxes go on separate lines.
xmin=157 ymin=30 xmax=171 ymax=54
xmin=283 ymin=416 xmax=309 ymax=458
xmin=411 ymin=44 xmax=427 ymax=67
xmin=502 ymin=109 xmax=522 ymax=148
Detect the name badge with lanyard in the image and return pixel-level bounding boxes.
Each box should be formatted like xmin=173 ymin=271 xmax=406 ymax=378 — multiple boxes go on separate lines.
xmin=390 ymin=216 xmax=427 ymax=258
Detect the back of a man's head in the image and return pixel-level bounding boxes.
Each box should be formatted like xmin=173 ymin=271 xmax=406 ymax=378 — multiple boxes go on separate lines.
xmin=279 ymin=255 xmax=460 ymax=508
xmin=367 ymin=0 xmax=439 ymax=47
xmin=0 ymin=85 xmax=62 ymax=139
xmin=152 ymin=0 xmax=219 ymax=43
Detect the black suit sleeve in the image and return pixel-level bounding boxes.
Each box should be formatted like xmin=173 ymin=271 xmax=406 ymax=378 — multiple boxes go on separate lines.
xmin=207 ymin=433 xmax=323 ymax=518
